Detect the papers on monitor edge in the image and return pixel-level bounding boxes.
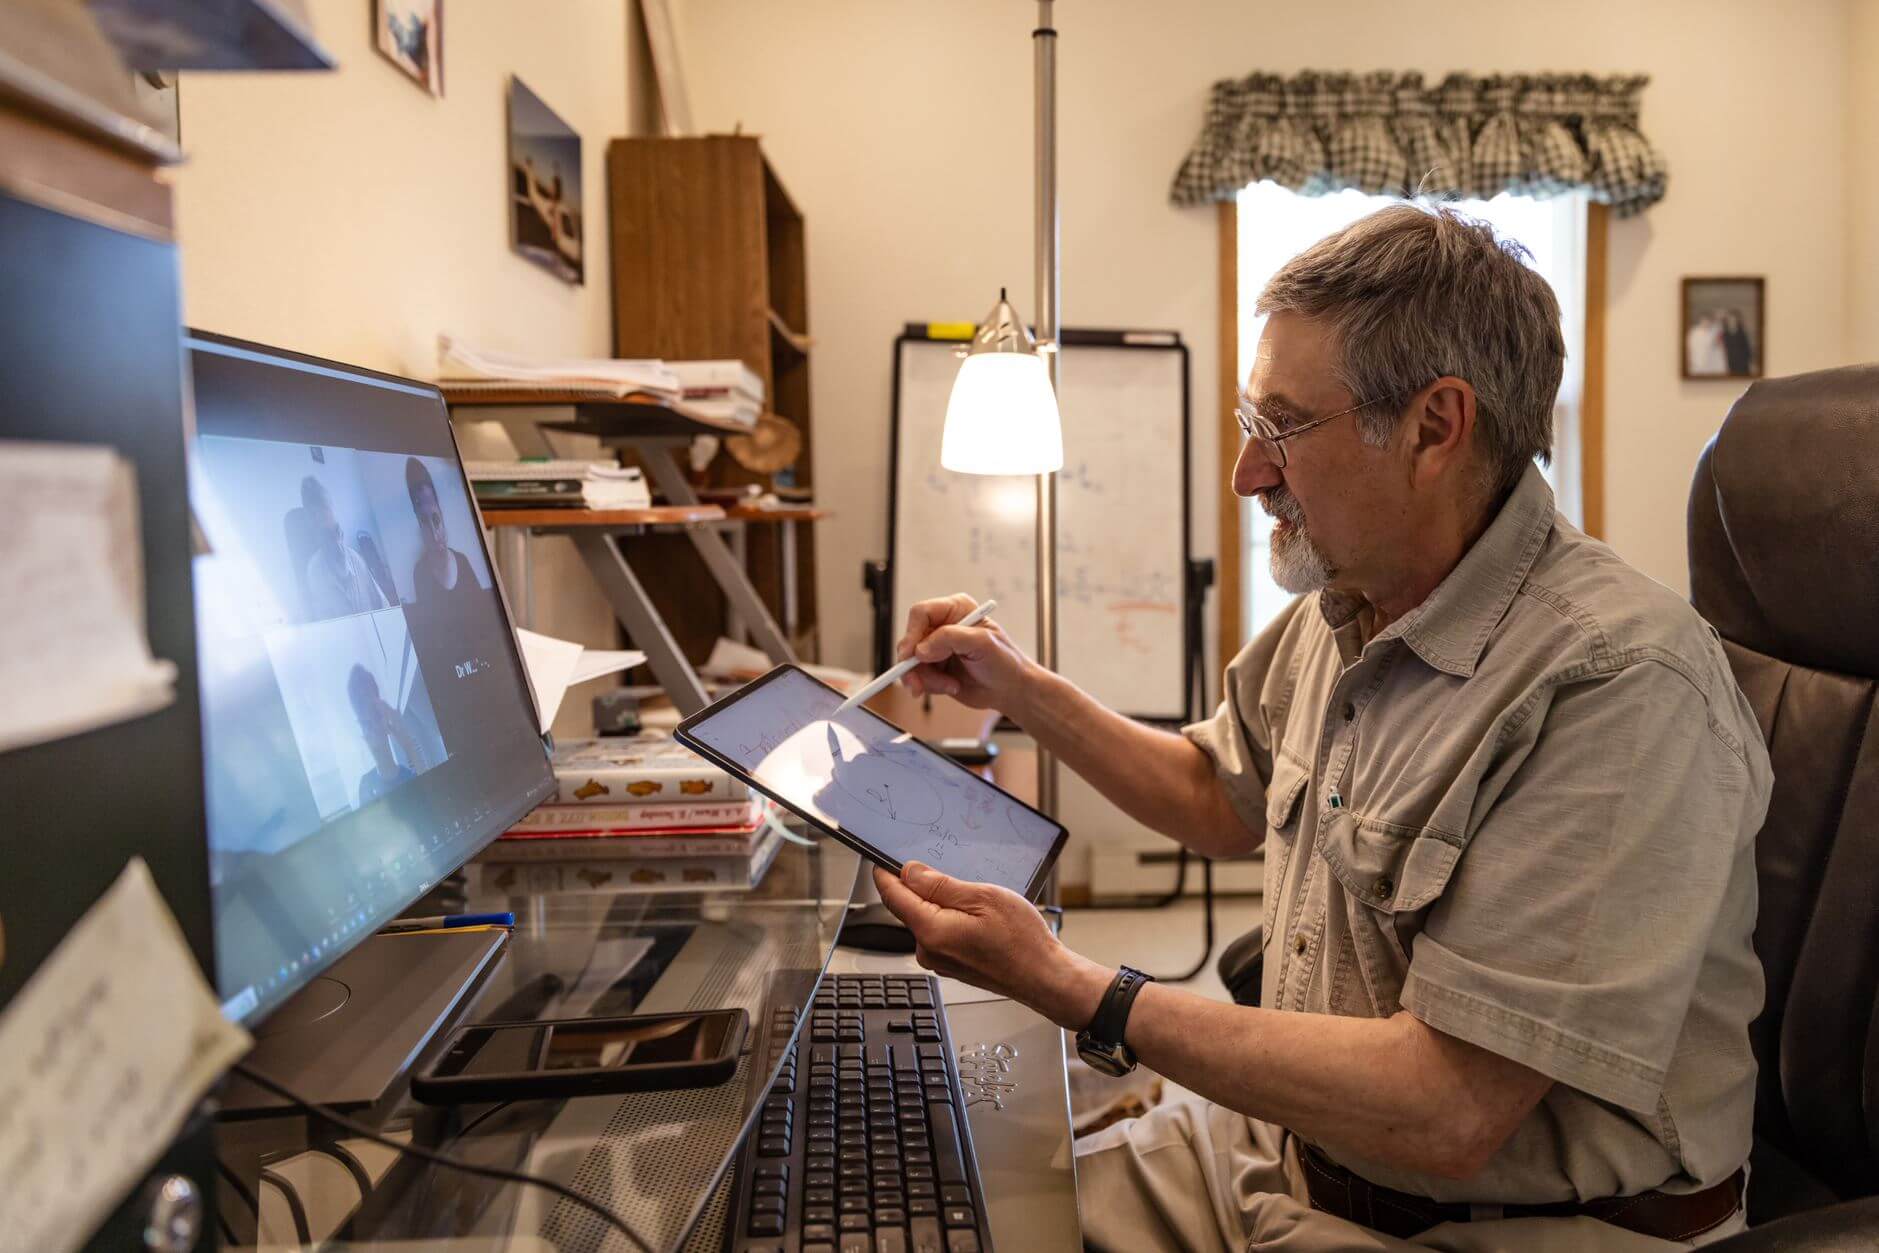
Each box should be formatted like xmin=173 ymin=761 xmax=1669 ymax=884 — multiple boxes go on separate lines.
xmin=0 ymin=442 xmax=178 ymax=755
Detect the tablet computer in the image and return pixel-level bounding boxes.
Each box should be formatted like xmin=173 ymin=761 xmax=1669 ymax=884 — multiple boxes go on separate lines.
xmin=674 ymin=665 xmax=1067 ymax=899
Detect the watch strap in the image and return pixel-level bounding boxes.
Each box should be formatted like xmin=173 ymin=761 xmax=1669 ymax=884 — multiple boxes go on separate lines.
xmin=1087 ymin=965 xmax=1154 ymax=1046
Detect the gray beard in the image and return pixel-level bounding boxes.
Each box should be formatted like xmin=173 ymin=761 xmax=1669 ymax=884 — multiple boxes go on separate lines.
xmin=1264 ymin=488 xmax=1335 ymax=594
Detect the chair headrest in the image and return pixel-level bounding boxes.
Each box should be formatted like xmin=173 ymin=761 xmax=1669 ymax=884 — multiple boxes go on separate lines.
xmin=1688 ymin=364 xmax=1879 ymax=679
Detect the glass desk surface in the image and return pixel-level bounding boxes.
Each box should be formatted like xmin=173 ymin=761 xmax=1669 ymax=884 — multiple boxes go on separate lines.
xmin=215 ymin=835 xmax=861 ymax=1253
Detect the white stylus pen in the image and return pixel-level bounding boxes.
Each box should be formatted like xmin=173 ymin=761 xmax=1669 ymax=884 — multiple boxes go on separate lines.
xmin=833 ymin=598 xmax=999 ymax=714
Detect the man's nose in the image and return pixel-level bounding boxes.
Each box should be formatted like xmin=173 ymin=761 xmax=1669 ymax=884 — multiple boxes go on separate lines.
xmin=1231 ymin=433 xmax=1282 ymax=498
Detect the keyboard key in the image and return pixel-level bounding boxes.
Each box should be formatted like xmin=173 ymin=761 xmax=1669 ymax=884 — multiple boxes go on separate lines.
xmin=876 ymin=1228 xmax=908 ymax=1253
xmin=759 ymin=1137 xmax=789 ymax=1156
xmin=752 ymin=1194 xmax=785 ymax=1214
xmin=840 ymin=1212 xmax=871 ymax=1231
xmin=755 ymin=1177 xmax=786 ymax=1196
xmin=943 ymin=1206 xmax=975 ymax=1228
xmin=803 ymin=1222 xmax=836 ymax=1242
xmin=840 ymin=1233 xmax=872 ymax=1253
xmin=927 ymin=1103 xmax=968 ymax=1184
xmin=755 ymin=1162 xmax=788 ymax=1180
xmin=807 ymin=1188 xmax=834 ymax=1206
xmin=748 ymin=1213 xmax=785 ymax=1237
xmin=876 ymin=1207 xmax=907 ymax=1226
xmin=946 ymin=1231 xmax=980 ymax=1253
xmin=808 ymin=1170 xmax=834 ymax=1188
xmin=840 ymin=1195 xmax=869 ymax=1213
xmin=910 ymin=1216 xmax=944 ymax=1252
xmin=908 ymin=1198 xmax=939 ymax=1216
xmin=806 ymin=1205 xmax=835 ymax=1222
xmin=941 ymin=1186 xmax=972 ymax=1206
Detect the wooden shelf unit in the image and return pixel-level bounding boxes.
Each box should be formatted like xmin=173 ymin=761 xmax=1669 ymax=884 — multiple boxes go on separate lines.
xmin=607 ymin=135 xmax=819 ymax=659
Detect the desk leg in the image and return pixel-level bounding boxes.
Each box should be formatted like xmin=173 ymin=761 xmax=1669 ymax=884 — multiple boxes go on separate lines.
xmin=636 ymin=444 xmax=797 ymax=665
xmin=781 ymin=519 xmax=800 ymax=645
xmin=569 ymin=531 xmax=711 ymax=715
xmin=497 ymin=527 xmax=532 ymax=629
xmin=727 ymin=521 xmax=750 ymax=645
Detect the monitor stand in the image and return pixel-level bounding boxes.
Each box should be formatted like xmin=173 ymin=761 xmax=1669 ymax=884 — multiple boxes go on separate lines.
xmin=219 ymin=928 xmax=508 ymax=1117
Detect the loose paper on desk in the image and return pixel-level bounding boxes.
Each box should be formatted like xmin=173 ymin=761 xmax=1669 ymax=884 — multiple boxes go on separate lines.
xmin=0 ymin=858 xmax=251 ymax=1253
xmin=0 ymin=442 xmax=177 ymax=754
xmin=515 ymin=627 xmax=645 ymax=732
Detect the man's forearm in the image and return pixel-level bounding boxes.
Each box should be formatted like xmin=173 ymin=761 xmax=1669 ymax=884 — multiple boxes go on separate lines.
xmin=1011 ymin=667 xmax=1258 ymax=858
xmin=1033 ymin=954 xmax=1544 ymax=1182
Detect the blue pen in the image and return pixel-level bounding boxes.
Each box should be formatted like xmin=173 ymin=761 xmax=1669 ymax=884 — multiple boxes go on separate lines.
xmin=382 ymin=911 xmax=516 ymax=933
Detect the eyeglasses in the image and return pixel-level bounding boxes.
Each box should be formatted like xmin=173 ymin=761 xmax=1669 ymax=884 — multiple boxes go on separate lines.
xmin=1235 ymin=393 xmax=1393 ymax=468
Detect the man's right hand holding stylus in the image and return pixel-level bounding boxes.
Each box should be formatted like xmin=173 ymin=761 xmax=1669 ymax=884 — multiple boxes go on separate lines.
xmin=896 ymin=593 xmax=1037 ymax=716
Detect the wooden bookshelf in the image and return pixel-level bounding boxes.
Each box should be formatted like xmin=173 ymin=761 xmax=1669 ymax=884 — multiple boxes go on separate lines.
xmin=607 ymin=135 xmax=819 ymax=659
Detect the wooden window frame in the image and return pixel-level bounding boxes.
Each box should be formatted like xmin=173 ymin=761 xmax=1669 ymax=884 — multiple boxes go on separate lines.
xmin=1214 ymin=202 xmax=1608 ymax=656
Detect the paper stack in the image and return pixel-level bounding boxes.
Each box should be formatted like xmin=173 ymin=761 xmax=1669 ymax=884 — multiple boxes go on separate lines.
xmin=668 ymin=360 xmax=766 ymax=428
xmin=465 ymin=459 xmax=651 ymax=510
xmin=438 ymin=333 xmax=679 ymax=397
xmin=437 ymin=337 xmax=762 ymax=432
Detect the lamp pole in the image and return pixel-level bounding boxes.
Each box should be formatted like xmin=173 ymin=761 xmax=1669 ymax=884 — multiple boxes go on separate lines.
xmin=1033 ymin=0 xmax=1060 ymax=826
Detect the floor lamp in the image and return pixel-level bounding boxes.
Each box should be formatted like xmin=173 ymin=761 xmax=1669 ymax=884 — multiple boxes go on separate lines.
xmin=941 ymin=1 xmax=1064 ymax=835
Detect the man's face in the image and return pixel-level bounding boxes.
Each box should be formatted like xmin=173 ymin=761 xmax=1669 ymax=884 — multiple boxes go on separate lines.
xmin=413 ymin=483 xmax=447 ymax=553
xmin=308 ymin=494 xmax=342 ymax=559
xmin=1233 ymin=312 xmax=1412 ymax=595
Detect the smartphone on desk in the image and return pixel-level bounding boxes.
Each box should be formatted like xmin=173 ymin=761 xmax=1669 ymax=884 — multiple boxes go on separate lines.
xmin=411 ymin=1008 xmax=748 ymax=1104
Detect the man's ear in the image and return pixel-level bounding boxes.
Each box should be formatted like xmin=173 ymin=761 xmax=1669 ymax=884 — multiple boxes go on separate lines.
xmin=1404 ymin=376 xmax=1477 ymax=488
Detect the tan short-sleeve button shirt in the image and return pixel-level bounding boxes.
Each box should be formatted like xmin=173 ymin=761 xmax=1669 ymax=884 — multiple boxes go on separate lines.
xmin=1185 ymin=465 xmax=1771 ymax=1205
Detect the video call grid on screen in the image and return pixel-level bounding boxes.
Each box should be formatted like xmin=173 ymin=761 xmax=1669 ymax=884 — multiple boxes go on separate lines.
xmin=679 ymin=666 xmax=1065 ymax=897
xmin=188 ymin=334 xmax=554 ymax=1025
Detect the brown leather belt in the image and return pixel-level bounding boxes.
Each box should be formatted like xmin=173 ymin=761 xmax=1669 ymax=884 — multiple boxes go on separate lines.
xmin=1299 ymin=1143 xmax=1745 ymax=1242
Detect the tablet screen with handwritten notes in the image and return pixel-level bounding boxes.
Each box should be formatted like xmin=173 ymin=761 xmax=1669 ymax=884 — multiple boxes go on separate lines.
xmin=676 ymin=665 xmax=1066 ymax=898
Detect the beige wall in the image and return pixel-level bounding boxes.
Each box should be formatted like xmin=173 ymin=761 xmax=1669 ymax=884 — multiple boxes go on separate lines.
xmin=171 ymin=0 xmax=649 ymax=738
xmin=1851 ymin=0 xmax=1879 ymax=362
xmin=173 ymin=0 xmax=635 ymax=372
xmin=675 ymin=0 xmax=1858 ymax=677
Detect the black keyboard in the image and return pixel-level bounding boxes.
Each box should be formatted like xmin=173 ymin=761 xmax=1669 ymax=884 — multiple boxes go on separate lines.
xmin=724 ymin=972 xmax=994 ymax=1253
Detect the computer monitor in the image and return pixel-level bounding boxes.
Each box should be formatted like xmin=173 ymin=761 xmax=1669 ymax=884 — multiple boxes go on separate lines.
xmin=186 ymin=331 xmax=554 ymax=1038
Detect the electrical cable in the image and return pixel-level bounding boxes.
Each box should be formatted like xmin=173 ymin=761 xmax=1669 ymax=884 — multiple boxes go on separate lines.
xmin=1065 ymin=558 xmax=1222 ymax=982
xmin=230 ymin=1061 xmax=655 ymax=1253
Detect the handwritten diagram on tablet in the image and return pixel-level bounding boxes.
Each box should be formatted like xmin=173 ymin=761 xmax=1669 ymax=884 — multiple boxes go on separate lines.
xmin=678 ymin=666 xmax=1064 ymax=896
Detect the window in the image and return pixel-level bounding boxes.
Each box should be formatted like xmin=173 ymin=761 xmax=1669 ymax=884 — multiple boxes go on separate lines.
xmin=1233 ymin=184 xmax=1589 ymax=643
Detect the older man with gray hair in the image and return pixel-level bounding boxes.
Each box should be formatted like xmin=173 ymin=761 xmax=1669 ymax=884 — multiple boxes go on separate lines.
xmin=877 ymin=204 xmax=1770 ymax=1250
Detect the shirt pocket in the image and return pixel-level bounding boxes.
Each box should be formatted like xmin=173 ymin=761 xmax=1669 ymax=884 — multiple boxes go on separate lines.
xmin=1261 ymin=754 xmax=1312 ymax=947
xmin=1316 ymin=808 xmax=1464 ymax=1012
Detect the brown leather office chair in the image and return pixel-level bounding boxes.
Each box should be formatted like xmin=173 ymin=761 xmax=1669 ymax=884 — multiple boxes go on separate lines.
xmin=1693 ymin=365 xmax=1879 ymax=1247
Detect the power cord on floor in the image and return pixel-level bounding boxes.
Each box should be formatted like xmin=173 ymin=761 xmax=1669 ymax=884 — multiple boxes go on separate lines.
xmin=230 ymin=1061 xmax=655 ymax=1253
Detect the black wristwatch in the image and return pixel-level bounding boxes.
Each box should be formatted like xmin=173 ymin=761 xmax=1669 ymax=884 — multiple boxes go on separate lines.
xmin=1076 ymin=965 xmax=1155 ymax=1077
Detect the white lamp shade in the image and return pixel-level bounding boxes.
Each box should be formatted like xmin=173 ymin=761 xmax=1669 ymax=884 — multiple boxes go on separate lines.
xmin=940 ymin=351 xmax=1064 ymax=475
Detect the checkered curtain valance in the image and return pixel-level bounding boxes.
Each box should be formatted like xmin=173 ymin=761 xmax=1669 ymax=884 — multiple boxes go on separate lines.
xmin=1170 ymin=70 xmax=1666 ymax=216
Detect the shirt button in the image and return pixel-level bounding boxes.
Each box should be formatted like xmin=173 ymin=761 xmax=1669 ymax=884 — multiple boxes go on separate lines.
xmin=1373 ymin=876 xmax=1394 ymax=900
xmin=1342 ymin=702 xmax=1356 ymax=722
xmin=1293 ymin=935 xmax=1307 ymax=955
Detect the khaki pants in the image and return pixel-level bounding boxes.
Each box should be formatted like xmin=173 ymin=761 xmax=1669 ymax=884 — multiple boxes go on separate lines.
xmin=1073 ymin=1098 xmax=1749 ymax=1253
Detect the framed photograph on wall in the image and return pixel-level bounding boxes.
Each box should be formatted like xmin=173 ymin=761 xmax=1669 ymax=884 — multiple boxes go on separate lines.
xmin=507 ymin=78 xmax=584 ymax=286
xmin=374 ymin=0 xmax=444 ymax=97
xmin=1682 ymin=277 xmax=1764 ymax=380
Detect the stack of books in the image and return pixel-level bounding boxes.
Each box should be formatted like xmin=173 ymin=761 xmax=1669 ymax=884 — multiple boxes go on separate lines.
xmin=669 ymin=360 xmax=765 ymax=428
xmin=473 ymin=732 xmax=782 ymax=894
xmin=464 ymin=459 xmax=651 ymax=510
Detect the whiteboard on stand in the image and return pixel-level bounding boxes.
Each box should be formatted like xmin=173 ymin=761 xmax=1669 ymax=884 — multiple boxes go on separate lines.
xmin=888 ymin=330 xmax=1191 ymax=723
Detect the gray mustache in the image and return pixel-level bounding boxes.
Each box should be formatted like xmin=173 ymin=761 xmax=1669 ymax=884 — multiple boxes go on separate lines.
xmin=1260 ymin=488 xmax=1307 ymax=527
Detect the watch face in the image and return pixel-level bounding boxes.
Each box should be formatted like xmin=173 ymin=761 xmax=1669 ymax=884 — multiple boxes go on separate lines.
xmin=1076 ymin=1032 xmax=1134 ymax=1078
